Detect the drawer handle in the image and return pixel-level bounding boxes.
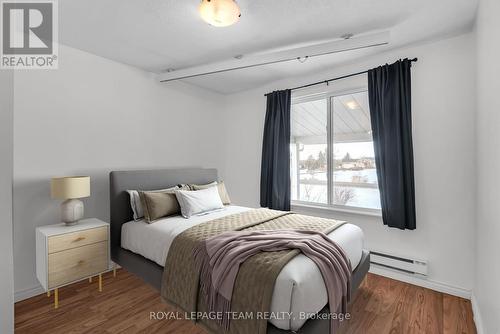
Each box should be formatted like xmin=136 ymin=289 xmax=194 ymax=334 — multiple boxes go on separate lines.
xmin=73 ymin=236 xmax=86 ymax=243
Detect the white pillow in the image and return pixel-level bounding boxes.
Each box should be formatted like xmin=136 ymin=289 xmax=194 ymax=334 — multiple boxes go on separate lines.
xmin=175 ymin=186 xmax=224 ymax=218
xmin=127 ymin=190 xmax=144 ymax=220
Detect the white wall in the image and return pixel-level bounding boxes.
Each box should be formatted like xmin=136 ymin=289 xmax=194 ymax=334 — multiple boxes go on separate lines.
xmin=0 ymin=70 xmax=14 ymax=333
xmin=475 ymin=0 xmax=500 ymax=332
xmin=221 ymin=33 xmax=477 ymax=293
xmin=13 ymin=44 xmax=225 ymax=298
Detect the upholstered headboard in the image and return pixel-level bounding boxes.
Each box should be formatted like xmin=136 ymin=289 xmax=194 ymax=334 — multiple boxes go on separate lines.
xmin=109 ymin=168 xmax=218 ymax=253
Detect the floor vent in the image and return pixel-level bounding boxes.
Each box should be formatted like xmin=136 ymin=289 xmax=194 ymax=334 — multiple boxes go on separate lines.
xmin=370 ymin=251 xmax=427 ymax=276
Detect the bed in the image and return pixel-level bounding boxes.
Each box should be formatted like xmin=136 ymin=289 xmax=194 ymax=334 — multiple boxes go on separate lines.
xmin=110 ymin=168 xmax=370 ymax=334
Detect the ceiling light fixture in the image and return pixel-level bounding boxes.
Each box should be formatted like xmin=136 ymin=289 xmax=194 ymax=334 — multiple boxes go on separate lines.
xmin=199 ymin=0 xmax=241 ymax=27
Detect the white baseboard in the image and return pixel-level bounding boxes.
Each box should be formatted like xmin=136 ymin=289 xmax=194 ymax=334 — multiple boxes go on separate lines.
xmin=14 ymin=285 xmax=44 ymax=303
xmin=369 ymin=266 xmax=471 ymax=299
xmin=471 ymin=293 xmax=485 ymax=334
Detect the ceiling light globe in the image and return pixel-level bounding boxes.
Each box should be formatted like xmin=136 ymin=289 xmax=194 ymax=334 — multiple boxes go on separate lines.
xmin=199 ymin=0 xmax=241 ymax=27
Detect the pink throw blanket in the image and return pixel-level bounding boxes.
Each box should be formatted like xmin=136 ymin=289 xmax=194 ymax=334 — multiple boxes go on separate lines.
xmin=193 ymin=229 xmax=352 ymax=333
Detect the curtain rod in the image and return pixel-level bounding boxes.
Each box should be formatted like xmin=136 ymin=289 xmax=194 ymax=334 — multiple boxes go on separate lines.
xmin=264 ymin=58 xmax=418 ymax=96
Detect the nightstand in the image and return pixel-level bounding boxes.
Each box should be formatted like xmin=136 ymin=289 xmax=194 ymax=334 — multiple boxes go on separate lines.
xmin=36 ymin=218 xmax=111 ymax=308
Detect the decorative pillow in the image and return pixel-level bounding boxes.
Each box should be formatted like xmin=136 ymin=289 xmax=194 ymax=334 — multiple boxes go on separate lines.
xmin=175 ymin=186 xmax=224 ymax=218
xmin=139 ymin=185 xmax=189 ymax=223
xmin=127 ymin=185 xmax=181 ymax=221
xmin=190 ymin=181 xmax=231 ymax=205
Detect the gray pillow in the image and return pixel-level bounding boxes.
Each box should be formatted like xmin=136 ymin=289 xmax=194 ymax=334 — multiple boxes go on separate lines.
xmin=138 ymin=185 xmax=191 ymax=223
xmin=127 ymin=185 xmax=180 ymax=221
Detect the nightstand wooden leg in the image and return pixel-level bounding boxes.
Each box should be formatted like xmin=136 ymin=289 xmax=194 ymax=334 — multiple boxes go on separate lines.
xmin=98 ymin=274 xmax=102 ymax=292
xmin=54 ymin=288 xmax=59 ymax=309
xmin=47 ymin=290 xmax=50 ymax=297
xmin=89 ymin=276 xmax=92 ymax=283
xmin=113 ymin=268 xmax=116 ymax=277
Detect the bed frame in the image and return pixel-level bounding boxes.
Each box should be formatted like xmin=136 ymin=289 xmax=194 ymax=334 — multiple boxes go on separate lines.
xmin=110 ymin=168 xmax=370 ymax=334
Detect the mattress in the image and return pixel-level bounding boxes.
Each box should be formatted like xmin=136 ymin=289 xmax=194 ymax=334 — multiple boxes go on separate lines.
xmin=121 ymin=205 xmax=364 ymax=331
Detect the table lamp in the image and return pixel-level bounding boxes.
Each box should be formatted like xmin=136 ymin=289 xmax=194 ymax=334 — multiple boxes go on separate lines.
xmin=51 ymin=176 xmax=90 ymax=225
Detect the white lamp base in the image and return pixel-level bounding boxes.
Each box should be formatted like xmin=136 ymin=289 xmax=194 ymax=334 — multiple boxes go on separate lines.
xmin=61 ymin=199 xmax=84 ymax=225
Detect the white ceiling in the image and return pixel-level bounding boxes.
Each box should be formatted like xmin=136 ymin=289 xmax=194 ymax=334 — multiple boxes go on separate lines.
xmin=60 ymin=0 xmax=478 ymax=94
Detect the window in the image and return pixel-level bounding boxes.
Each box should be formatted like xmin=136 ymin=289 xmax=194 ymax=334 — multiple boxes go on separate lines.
xmin=290 ymin=90 xmax=381 ymax=212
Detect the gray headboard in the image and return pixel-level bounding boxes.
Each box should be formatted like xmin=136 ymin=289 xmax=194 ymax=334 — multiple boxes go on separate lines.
xmin=109 ymin=168 xmax=218 ymax=251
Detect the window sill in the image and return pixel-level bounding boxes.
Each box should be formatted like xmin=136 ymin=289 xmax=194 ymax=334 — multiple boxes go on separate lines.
xmin=291 ymin=202 xmax=382 ymax=218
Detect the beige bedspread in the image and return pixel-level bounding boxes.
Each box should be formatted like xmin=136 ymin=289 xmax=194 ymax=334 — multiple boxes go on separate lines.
xmin=161 ymin=208 xmax=346 ymax=334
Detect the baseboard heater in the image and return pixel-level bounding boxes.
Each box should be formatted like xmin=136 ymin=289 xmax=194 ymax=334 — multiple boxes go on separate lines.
xmin=370 ymin=251 xmax=428 ymax=276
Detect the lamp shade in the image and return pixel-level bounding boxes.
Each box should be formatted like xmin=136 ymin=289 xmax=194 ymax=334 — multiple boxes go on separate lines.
xmin=51 ymin=176 xmax=90 ymax=200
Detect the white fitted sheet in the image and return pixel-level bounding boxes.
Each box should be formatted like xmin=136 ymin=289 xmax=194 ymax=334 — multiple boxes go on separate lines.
xmin=121 ymin=206 xmax=364 ymax=331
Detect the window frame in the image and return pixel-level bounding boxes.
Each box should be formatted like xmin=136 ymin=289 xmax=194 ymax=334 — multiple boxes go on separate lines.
xmin=290 ymin=87 xmax=382 ymax=216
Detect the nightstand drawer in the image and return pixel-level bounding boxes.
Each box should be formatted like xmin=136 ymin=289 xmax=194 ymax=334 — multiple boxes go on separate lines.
xmin=48 ymin=226 xmax=107 ymax=253
xmin=48 ymin=241 xmax=108 ymax=288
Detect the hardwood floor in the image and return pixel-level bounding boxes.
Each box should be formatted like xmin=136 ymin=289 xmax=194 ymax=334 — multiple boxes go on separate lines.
xmin=15 ymin=270 xmax=476 ymax=334
xmin=338 ymin=273 xmax=476 ymax=334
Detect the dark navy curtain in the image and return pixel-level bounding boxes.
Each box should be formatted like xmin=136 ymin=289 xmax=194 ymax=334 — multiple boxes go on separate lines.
xmin=260 ymin=90 xmax=291 ymax=211
xmin=368 ymin=59 xmax=416 ymax=230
